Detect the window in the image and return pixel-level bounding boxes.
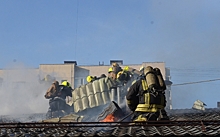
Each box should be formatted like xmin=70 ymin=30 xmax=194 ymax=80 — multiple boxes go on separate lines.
xmin=74 ymin=77 xmax=85 ymax=88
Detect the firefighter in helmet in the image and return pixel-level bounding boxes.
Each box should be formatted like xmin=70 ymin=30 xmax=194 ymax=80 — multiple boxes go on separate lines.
xmin=126 ymin=66 xmax=169 ymax=122
xmin=60 ymin=80 xmax=73 ymax=101
xmin=86 ymin=75 xmax=98 ymax=83
xmin=61 ymin=80 xmax=72 ymax=90
xmin=44 ymin=80 xmax=72 ymax=118
xmin=108 ymin=63 xmax=123 ymax=80
xmin=108 ymin=67 xmax=115 ymax=80
xmin=87 ymin=74 xmax=106 ymax=83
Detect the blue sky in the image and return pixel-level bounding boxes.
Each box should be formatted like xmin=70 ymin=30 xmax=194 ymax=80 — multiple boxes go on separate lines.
xmin=1 ymin=0 xmax=220 ymax=110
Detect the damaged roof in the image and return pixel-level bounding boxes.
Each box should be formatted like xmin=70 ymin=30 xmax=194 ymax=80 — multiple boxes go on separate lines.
xmin=1 ymin=108 xmax=220 ymax=136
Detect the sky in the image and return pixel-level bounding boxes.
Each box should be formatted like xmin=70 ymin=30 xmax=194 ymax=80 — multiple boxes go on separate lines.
xmin=1 ymin=0 xmax=220 ymax=115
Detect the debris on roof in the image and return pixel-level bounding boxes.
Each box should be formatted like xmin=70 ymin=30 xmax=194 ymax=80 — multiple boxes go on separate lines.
xmin=192 ymin=100 xmax=207 ymax=110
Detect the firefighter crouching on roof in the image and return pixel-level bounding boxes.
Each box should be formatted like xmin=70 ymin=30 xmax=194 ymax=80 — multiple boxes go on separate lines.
xmin=126 ymin=66 xmax=169 ymax=122
xmin=44 ymin=80 xmax=73 ymax=118
xmin=86 ymin=74 xmax=106 ymax=83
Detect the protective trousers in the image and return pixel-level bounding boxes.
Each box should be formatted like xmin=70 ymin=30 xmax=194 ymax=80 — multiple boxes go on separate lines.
xmin=49 ymin=97 xmax=66 ymax=111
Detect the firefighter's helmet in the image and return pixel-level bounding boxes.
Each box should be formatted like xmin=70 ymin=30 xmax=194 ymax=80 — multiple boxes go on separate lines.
xmin=108 ymin=67 xmax=113 ymax=73
xmin=117 ymin=71 xmax=128 ymax=81
xmin=87 ymin=75 xmax=94 ymax=83
xmin=123 ymin=66 xmax=129 ymax=71
xmin=61 ymin=80 xmax=71 ymax=87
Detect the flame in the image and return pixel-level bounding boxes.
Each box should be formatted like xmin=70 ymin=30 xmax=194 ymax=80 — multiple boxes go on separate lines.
xmin=101 ymin=114 xmax=115 ymax=122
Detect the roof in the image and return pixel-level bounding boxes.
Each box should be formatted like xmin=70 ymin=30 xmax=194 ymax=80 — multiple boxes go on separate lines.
xmin=1 ymin=108 xmax=220 ymax=136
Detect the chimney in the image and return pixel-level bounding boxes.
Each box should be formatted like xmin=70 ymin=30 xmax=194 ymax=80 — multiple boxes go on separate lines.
xmin=217 ymin=102 xmax=220 ymax=108
xmin=110 ymin=60 xmax=123 ymax=65
xmin=64 ymin=61 xmax=77 ymax=65
xmin=99 ymin=61 xmax=104 ymax=66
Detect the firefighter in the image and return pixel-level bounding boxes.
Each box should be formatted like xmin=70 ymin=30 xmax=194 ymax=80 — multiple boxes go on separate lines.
xmin=60 ymin=80 xmax=73 ymax=113
xmin=126 ymin=66 xmax=169 ymax=122
xmin=44 ymin=80 xmax=72 ymax=118
xmin=108 ymin=63 xmax=123 ymax=80
xmin=87 ymin=74 xmax=106 ymax=83
xmin=116 ymin=66 xmax=134 ymax=84
xmin=86 ymin=75 xmax=98 ymax=83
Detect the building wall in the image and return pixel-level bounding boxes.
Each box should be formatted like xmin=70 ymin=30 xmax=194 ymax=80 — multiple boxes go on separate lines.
xmin=80 ymin=65 xmax=110 ymax=79
xmin=39 ymin=64 xmax=76 ymax=86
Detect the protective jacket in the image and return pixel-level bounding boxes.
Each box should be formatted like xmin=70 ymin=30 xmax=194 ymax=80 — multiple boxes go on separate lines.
xmin=58 ymin=85 xmax=72 ymax=99
xmin=126 ymin=78 xmax=166 ymax=113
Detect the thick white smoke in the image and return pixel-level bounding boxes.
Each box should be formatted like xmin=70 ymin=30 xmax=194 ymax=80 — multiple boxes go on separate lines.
xmin=0 ymin=63 xmax=51 ymax=115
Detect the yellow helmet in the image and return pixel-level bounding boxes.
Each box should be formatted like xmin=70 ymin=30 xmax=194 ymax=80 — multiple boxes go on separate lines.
xmin=123 ymin=66 xmax=129 ymax=71
xmin=61 ymin=80 xmax=71 ymax=87
xmin=117 ymin=70 xmax=128 ymax=81
xmin=108 ymin=67 xmax=113 ymax=73
xmin=61 ymin=81 xmax=67 ymax=86
xmin=87 ymin=75 xmax=94 ymax=83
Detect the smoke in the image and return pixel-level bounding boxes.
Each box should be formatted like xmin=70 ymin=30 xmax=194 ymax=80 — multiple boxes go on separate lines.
xmin=0 ymin=63 xmax=51 ymax=116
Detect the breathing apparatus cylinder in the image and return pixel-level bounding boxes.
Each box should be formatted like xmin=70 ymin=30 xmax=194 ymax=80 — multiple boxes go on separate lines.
xmin=144 ymin=66 xmax=159 ymax=90
xmin=154 ymin=68 xmax=166 ymax=91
